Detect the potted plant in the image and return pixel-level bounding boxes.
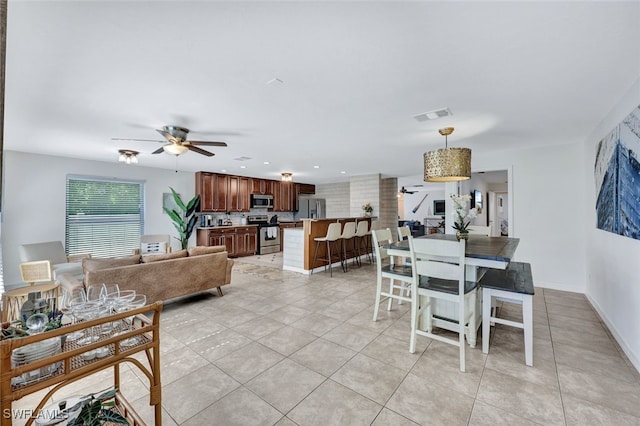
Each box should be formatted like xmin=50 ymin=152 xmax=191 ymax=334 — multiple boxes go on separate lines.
xmin=66 ymin=388 xmax=129 ymax=425
xmin=450 ymin=193 xmax=477 ymax=240
xmin=163 ymin=187 xmax=201 ymax=250
xmin=362 ymin=203 xmax=374 ymax=217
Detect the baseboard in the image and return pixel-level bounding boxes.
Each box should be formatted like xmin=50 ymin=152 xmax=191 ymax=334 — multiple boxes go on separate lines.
xmin=586 ymin=293 xmax=640 ymax=374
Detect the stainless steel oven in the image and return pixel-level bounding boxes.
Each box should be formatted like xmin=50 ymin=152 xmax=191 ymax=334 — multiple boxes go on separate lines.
xmin=248 ymin=214 xmax=280 ymax=254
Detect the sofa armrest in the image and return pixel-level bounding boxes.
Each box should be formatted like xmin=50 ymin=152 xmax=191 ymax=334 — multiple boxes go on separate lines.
xmin=225 ymin=259 xmax=234 ymax=285
xmin=67 ymin=253 xmax=91 ymax=263
xmin=56 ymin=273 xmax=85 ymax=294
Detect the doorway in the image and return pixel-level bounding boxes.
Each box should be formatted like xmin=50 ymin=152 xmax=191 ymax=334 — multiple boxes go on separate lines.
xmin=462 ymin=169 xmax=510 ymax=237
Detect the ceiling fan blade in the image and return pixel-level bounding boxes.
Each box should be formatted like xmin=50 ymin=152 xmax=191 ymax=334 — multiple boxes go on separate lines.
xmin=151 ymin=146 xmax=166 ymax=154
xmin=112 ymin=138 xmax=164 ymax=143
xmin=186 ymin=140 xmax=228 ymax=147
xmin=187 ymin=145 xmax=215 ymax=157
xmin=156 ymin=128 xmax=181 ymax=144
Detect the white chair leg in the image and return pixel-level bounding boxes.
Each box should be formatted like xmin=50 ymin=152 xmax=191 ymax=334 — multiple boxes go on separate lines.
xmin=459 ymin=300 xmax=466 ymax=373
xmin=468 ymin=291 xmax=477 ymax=348
xmin=387 ymin=278 xmax=395 ymax=311
xmin=523 ymin=295 xmax=533 ymax=366
xmin=425 ymin=296 xmax=432 ymax=333
xmin=482 ymin=288 xmax=491 ymax=354
xmin=373 ymin=274 xmax=383 ymax=321
xmin=409 ymin=289 xmax=418 ymax=353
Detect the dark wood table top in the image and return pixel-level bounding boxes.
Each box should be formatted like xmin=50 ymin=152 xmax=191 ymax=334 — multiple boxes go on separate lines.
xmin=387 ymin=234 xmax=520 ymax=266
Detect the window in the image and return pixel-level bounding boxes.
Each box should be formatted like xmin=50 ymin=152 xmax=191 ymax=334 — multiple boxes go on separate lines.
xmin=66 ymin=176 xmax=144 ymax=258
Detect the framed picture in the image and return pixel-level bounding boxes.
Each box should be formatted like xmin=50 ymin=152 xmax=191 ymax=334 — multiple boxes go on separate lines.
xmin=163 ymin=192 xmax=179 ymax=214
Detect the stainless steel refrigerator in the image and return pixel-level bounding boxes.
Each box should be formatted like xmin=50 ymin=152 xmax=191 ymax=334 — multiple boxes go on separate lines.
xmin=298 ymin=198 xmax=326 ymax=219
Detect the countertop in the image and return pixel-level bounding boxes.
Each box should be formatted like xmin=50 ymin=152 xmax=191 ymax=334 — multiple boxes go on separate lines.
xmin=197 ymin=224 xmax=259 ymax=229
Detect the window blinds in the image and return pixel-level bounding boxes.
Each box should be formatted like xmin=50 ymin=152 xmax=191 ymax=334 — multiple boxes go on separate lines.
xmin=65 ymin=176 xmax=144 ymax=258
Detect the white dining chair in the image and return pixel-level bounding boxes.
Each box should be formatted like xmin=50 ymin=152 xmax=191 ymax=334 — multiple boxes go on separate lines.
xmin=409 ymin=236 xmax=476 ymax=372
xmin=371 ymin=228 xmax=415 ymax=322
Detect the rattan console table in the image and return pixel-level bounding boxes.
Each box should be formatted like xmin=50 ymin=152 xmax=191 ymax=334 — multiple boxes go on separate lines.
xmin=0 ymin=301 xmax=163 ymax=426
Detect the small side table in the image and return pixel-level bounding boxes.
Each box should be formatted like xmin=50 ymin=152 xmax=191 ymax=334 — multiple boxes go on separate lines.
xmin=1 ymin=282 xmax=60 ymax=323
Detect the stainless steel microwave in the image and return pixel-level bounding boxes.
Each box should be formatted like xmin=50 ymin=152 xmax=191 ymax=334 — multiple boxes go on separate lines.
xmin=251 ymin=194 xmax=274 ymax=208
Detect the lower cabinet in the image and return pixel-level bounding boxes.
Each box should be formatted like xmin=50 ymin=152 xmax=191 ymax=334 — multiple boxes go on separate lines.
xmin=197 ymin=226 xmax=257 ymax=257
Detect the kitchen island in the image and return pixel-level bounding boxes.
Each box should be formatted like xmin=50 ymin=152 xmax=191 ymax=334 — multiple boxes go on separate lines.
xmin=282 ymin=217 xmax=373 ymax=274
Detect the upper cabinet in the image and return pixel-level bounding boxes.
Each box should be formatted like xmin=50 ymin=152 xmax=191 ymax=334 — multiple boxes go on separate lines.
xmin=196 ymin=172 xmax=230 ymax=212
xmin=197 ymin=172 xmax=312 ymax=213
xmin=273 ymin=181 xmax=294 ymax=212
xmin=251 ymin=178 xmax=274 ymax=195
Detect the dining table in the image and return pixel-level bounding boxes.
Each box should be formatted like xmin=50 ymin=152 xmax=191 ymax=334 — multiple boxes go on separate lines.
xmin=384 ymin=233 xmax=520 ymax=347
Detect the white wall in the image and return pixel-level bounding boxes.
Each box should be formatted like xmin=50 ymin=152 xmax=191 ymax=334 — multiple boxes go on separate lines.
xmin=584 ymin=77 xmax=640 ymax=371
xmin=2 ymin=151 xmax=194 ymax=287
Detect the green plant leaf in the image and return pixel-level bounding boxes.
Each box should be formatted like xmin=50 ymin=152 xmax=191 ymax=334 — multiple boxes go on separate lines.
xmin=185 ymin=195 xmax=201 ymax=217
xmin=169 ymin=187 xmax=187 ymax=212
xmin=100 ymin=409 xmax=130 ymax=425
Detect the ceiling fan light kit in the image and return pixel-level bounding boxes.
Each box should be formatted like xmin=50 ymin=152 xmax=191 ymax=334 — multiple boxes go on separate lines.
xmin=163 ymin=144 xmax=189 ymax=156
xmin=118 ymin=149 xmax=139 ymax=164
xmin=281 ymin=172 xmax=293 ymax=181
xmin=424 ymin=127 xmax=471 ymax=182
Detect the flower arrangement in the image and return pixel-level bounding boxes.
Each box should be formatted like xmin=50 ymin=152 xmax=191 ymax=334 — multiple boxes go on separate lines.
xmin=450 ymin=193 xmax=477 ymax=236
xmin=362 ymin=203 xmax=374 ymax=215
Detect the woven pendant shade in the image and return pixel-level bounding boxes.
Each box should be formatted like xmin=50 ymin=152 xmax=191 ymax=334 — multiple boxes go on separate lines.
xmin=423 ymin=127 xmax=471 ymax=182
xmin=424 ymin=147 xmax=471 ymax=182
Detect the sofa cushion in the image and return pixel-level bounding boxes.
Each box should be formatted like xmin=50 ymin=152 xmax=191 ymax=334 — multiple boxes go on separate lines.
xmin=83 ymin=255 xmax=141 ymax=273
xmin=187 ymin=246 xmax=226 ymax=257
xmin=141 ymin=249 xmax=188 ymax=263
xmin=140 ymin=241 xmax=167 ymax=255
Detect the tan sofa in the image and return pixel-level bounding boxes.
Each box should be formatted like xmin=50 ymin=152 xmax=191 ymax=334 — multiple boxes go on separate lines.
xmin=58 ymin=246 xmax=234 ymax=304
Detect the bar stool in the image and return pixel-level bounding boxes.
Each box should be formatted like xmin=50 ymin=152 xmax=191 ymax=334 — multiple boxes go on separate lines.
xmin=311 ymin=222 xmax=343 ymax=277
xmin=354 ymin=220 xmax=372 ymax=264
xmin=340 ymin=221 xmax=358 ymax=271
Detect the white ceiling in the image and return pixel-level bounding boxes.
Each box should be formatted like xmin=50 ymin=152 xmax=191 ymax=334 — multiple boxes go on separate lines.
xmin=5 ymin=1 xmax=640 ymax=184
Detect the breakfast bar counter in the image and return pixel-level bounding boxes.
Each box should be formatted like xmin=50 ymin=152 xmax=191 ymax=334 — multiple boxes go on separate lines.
xmin=283 ymin=217 xmax=373 ymax=274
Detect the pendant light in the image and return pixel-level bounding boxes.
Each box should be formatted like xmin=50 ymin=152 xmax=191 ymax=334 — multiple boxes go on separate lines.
xmin=118 ymin=149 xmax=139 ymax=164
xmin=423 ymin=127 xmax=471 ymax=182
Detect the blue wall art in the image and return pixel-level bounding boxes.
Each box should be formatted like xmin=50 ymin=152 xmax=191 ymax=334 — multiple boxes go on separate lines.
xmin=595 ymin=104 xmax=640 ymax=240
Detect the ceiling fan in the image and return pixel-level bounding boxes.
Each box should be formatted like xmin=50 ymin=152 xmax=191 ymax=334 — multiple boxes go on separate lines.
xmin=399 ymin=184 xmax=425 ymax=195
xmin=113 ymin=125 xmax=228 ymax=157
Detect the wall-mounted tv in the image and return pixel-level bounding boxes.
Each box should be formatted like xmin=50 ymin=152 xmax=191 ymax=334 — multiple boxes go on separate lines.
xmin=433 ymin=200 xmax=446 ymax=216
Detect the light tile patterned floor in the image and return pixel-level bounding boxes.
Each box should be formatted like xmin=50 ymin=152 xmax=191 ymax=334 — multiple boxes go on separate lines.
xmin=11 ymin=257 xmax=640 ymax=425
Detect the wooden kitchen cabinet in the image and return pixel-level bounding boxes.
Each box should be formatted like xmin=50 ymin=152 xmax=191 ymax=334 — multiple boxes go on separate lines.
xmin=196 ymin=226 xmax=257 ymax=257
xmin=251 ymin=178 xmax=274 ymax=195
xmin=274 ymin=181 xmax=295 ymax=212
xmin=228 ymin=176 xmax=250 ymax=212
xmin=296 ymin=183 xmax=316 ymax=195
xmin=235 ymin=226 xmax=257 ymax=256
xmin=196 ymin=172 xmax=229 ymax=212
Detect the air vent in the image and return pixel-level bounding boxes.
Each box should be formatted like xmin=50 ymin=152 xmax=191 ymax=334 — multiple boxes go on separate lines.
xmin=414 ymin=107 xmax=452 ymax=122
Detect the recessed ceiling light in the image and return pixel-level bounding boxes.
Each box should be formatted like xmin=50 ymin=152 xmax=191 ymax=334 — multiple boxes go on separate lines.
xmin=314 ymin=165 xmax=320 ymax=169
xmin=264 ymin=161 xmax=270 ymax=165
xmin=340 ymin=171 xmax=346 ymax=174
xmin=240 ymin=165 xmax=246 ymax=169
xmin=221 ymin=169 xmax=227 ymax=172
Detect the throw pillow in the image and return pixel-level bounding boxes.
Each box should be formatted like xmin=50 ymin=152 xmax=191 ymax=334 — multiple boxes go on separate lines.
xmin=187 ymin=245 xmax=226 ymax=257
xmin=140 ymin=241 xmax=167 ymax=255
xmin=141 ymin=249 xmax=188 ymax=263
xmin=82 ymin=254 xmax=141 ymax=274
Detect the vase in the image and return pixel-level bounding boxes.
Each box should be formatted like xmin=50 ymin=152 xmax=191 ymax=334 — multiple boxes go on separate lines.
xmin=456 ymin=231 xmax=469 ymax=241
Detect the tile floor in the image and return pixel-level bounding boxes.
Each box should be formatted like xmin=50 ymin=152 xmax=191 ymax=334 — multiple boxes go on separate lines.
xmin=10 ymin=256 xmax=640 ymax=426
